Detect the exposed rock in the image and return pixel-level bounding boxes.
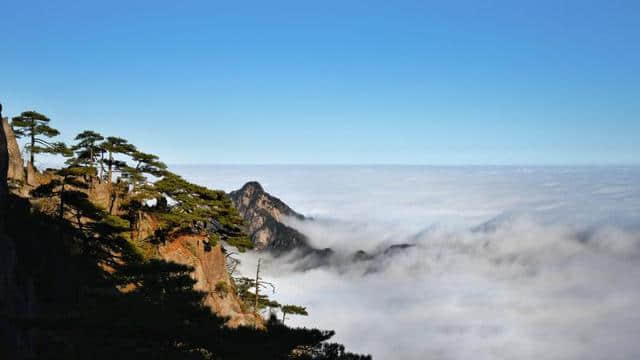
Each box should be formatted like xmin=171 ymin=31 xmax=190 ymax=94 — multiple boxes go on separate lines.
xmin=158 ymin=235 xmax=258 ymax=327
xmin=229 ymin=181 xmax=418 ymax=265
xmin=230 ymin=181 xmax=310 ymax=252
xmin=0 ymin=108 xmax=7 ymax=227
xmin=26 ymin=161 xmax=38 ymax=186
xmin=352 ymin=250 xmax=374 ymax=262
xmin=383 ymin=243 xmax=416 ymax=255
xmin=2 ymin=117 xmax=25 ymax=184
xmin=0 ymin=105 xmax=38 ymax=358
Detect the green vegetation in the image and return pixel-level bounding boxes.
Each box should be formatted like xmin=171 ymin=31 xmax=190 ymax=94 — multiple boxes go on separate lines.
xmin=11 ymin=110 xmax=68 ymax=166
xmin=70 ymin=130 xmax=104 ymax=179
xmin=3 ymin=106 xmax=371 ymax=359
xmin=282 ymin=304 xmax=309 ymax=324
xmin=99 ymin=136 xmax=136 ymax=185
xmin=152 ymin=172 xmax=248 ymax=247
xmin=235 ymin=276 xmax=280 ymax=313
xmin=215 ymin=280 xmax=230 ymax=297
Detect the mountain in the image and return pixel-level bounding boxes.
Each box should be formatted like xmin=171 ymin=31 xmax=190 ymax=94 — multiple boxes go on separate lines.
xmin=228 ymin=181 xmax=417 ymax=273
xmin=0 ymin=105 xmax=369 ymax=358
xmin=229 ymin=181 xmax=312 ymax=252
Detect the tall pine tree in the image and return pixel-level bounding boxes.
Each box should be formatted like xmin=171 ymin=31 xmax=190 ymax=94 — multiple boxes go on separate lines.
xmin=71 ymin=130 xmax=104 ymax=179
xmin=11 ymin=110 xmax=65 ymax=166
xmin=100 ymin=137 xmax=136 ymax=184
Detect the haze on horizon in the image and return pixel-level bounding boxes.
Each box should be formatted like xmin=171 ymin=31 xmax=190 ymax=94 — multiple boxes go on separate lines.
xmin=2 ymin=1 xmax=639 ymax=165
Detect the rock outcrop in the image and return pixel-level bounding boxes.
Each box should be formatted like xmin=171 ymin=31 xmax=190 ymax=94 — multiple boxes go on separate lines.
xmin=0 ymin=105 xmax=37 ymax=358
xmin=2 ymin=116 xmax=25 ymax=184
xmin=0 ymin=107 xmax=7 ymax=226
xmin=158 ymin=235 xmax=257 ymax=327
xmin=230 ymin=182 xmax=310 ymax=252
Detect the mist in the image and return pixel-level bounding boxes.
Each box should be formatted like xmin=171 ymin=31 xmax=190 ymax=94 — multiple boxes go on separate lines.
xmin=177 ymin=165 xmax=640 ymax=360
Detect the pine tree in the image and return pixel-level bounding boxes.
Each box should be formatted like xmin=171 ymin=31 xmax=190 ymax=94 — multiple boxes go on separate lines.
xmin=71 ymin=130 xmax=104 ymax=180
xmin=130 ymin=150 xmax=167 ymax=177
xmin=11 ymin=110 xmax=66 ymax=166
xmin=99 ymin=137 xmax=136 ymax=184
xmin=151 ymin=172 xmax=252 ymax=250
xmin=281 ymin=304 xmax=308 ymax=324
xmin=119 ymin=152 xmax=165 ymax=242
xmin=30 ymin=164 xmax=128 ymax=255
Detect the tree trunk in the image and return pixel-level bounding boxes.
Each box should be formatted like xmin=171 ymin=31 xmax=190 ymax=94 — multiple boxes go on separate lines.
xmin=137 ymin=210 xmax=142 ymax=239
xmin=107 ymin=151 xmax=113 ymax=185
xmin=89 ymin=146 xmax=94 ymax=187
xmin=59 ymin=179 xmax=65 ymax=244
xmin=29 ymin=125 xmax=35 ymax=165
xmin=99 ymin=150 xmax=105 ymax=182
xmin=254 ymin=258 xmax=261 ymax=328
xmin=109 ymin=191 xmax=117 ymax=215
xmin=59 ymin=180 xmax=65 ymax=221
xmin=130 ymin=210 xmax=139 ymax=241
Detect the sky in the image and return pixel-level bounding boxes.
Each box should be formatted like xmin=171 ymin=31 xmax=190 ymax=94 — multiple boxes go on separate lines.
xmin=1 ymin=0 xmax=639 ymax=165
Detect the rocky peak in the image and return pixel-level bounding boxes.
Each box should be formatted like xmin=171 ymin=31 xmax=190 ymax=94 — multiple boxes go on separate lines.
xmin=230 ymin=181 xmax=308 ymax=251
xmin=232 ymin=181 xmax=304 ymax=221
xmin=239 ymin=181 xmax=264 ymax=194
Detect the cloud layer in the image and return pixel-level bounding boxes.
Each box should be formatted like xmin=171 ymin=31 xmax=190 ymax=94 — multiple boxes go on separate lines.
xmin=178 ymin=165 xmax=640 ymax=360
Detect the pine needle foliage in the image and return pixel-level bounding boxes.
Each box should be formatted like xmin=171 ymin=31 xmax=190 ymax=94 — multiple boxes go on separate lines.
xmin=152 ymin=172 xmax=252 ymax=251
xmin=11 ymin=110 xmax=67 ymax=165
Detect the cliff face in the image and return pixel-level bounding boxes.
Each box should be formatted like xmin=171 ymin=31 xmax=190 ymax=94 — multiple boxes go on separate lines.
xmin=0 ymin=111 xmax=7 ymax=227
xmin=0 ymin=107 xmax=37 ymax=358
xmin=230 ymin=182 xmax=309 ymax=252
xmin=2 ymin=117 xmax=25 ymax=184
xmin=158 ymin=235 xmax=257 ymax=327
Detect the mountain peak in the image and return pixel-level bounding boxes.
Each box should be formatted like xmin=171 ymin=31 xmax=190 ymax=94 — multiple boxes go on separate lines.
xmin=240 ymin=181 xmax=264 ymax=193
xmin=229 ymin=182 xmax=308 ymax=251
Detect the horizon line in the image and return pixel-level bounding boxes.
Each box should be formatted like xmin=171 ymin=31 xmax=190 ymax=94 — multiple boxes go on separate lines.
xmin=168 ymin=163 xmax=640 ymax=167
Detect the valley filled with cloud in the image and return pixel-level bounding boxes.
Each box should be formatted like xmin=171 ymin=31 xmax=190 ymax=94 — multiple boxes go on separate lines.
xmin=180 ymin=165 xmax=640 ymax=360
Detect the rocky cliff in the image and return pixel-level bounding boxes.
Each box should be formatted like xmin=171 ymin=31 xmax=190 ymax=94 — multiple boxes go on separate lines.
xmin=0 ymin=105 xmax=38 ymax=358
xmin=158 ymin=235 xmax=257 ymax=327
xmin=2 ymin=116 xmax=25 ymax=184
xmin=0 ymin=107 xmax=7 ymax=227
xmin=230 ymin=182 xmax=310 ymax=252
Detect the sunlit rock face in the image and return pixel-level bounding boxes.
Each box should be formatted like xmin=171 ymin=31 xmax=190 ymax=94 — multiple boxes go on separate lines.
xmin=230 ymin=181 xmax=309 ymax=252
xmin=158 ymin=235 xmax=257 ymax=327
xmin=2 ymin=117 xmax=25 ymax=184
xmin=0 ymin=112 xmax=8 ymax=224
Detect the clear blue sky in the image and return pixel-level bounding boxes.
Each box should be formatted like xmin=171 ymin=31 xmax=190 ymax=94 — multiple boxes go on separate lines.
xmin=2 ymin=0 xmax=638 ymax=165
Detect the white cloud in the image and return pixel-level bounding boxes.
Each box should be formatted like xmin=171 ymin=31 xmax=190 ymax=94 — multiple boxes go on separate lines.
xmin=179 ymin=165 xmax=640 ymax=360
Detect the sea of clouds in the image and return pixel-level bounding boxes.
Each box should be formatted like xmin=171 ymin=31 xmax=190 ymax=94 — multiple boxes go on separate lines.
xmin=176 ymin=165 xmax=640 ymax=360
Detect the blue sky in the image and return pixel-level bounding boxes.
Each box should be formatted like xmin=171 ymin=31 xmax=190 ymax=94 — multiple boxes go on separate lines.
xmin=2 ymin=0 xmax=638 ymax=165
